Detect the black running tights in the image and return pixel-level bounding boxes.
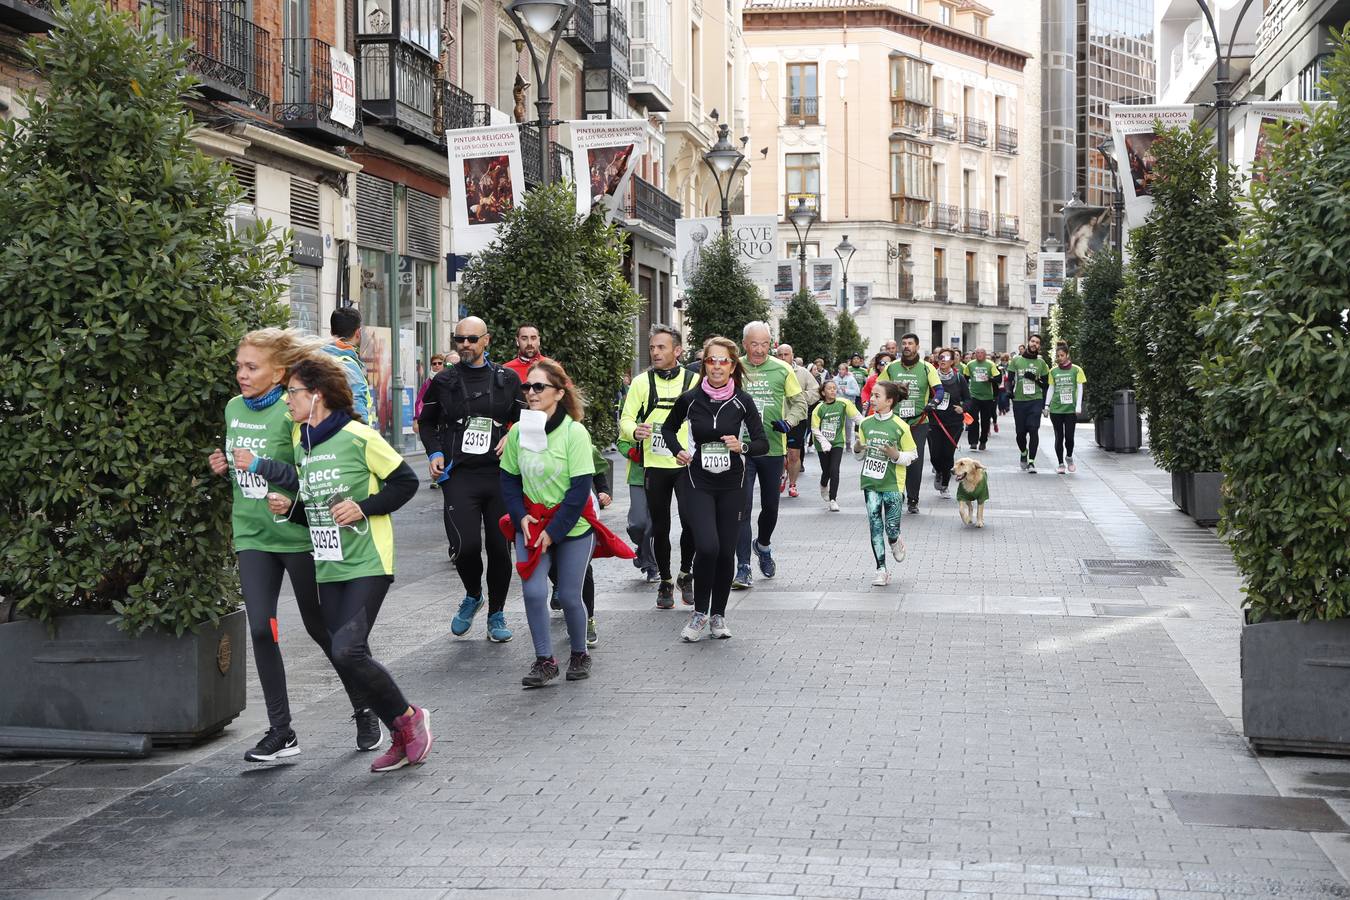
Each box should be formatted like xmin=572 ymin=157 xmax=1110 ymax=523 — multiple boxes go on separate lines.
xmin=319 ymin=576 xmax=409 ymax=728
xmin=685 ymin=486 xmax=741 ymax=617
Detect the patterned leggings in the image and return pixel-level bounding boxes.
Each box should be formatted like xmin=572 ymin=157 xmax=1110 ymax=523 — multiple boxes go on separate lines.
xmin=864 ymin=489 xmax=904 ymax=568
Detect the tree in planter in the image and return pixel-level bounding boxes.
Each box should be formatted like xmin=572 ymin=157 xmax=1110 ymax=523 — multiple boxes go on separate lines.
xmin=1196 ymin=40 xmax=1350 ymax=622
xmin=1114 ymin=122 xmax=1235 ymax=474
xmin=778 ymin=289 xmax=835 ymax=367
xmin=1076 ymin=251 xmax=1131 ymax=421
xmin=682 ymin=231 xmax=770 ymax=350
xmin=833 ymin=309 xmax=865 ymax=367
xmin=1050 ymin=278 xmax=1083 ymax=351
xmin=460 ymin=182 xmax=638 ymax=449
xmin=0 ymin=0 xmax=290 ymax=635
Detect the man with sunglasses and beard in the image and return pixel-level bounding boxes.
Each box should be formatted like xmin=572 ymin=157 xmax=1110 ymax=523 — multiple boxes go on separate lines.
xmin=418 ymin=317 xmax=524 ymax=644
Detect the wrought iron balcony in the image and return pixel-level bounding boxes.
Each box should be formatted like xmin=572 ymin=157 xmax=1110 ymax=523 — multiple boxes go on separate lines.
xmin=587 ymin=0 xmax=629 ymax=81
xmin=965 ymin=279 xmax=981 ymax=304
xmin=931 ymin=203 xmax=960 ymax=231
xmin=277 ymin=38 xmax=363 ymax=145
xmin=440 ymin=80 xmax=476 ymax=132
xmin=996 ymin=214 xmax=1020 ymax=240
xmin=358 ymin=38 xmax=438 ymax=145
xmin=563 ymin=0 xmax=595 ymax=52
xmin=897 ymin=273 xmax=914 ymax=301
xmin=962 ymin=115 xmax=988 ymax=146
xmin=163 ymin=0 xmax=272 ymax=110
xmin=933 ymin=276 xmax=949 ymax=303
xmin=625 ymin=175 xmax=680 ymax=237
xmin=0 ymin=0 xmax=54 ymax=32
xmin=962 ymin=208 xmax=989 ymax=235
xmin=997 ymin=284 xmax=1011 ymax=307
xmin=519 ymin=124 xmax=573 ymax=189
xmin=931 ymin=110 xmax=958 ymax=140
xmin=473 ymin=103 xmax=492 ymax=126
xmin=786 ymin=95 xmax=819 ymax=125
xmin=996 ymin=125 xmax=1018 ymax=153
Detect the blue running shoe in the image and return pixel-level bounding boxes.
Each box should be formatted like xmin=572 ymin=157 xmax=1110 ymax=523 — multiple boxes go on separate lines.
xmin=486 ymin=611 xmax=513 ymax=643
xmin=451 ymin=595 xmax=484 ymax=636
xmin=731 ymin=564 xmax=753 ymax=590
xmin=754 ymin=542 xmax=776 ymax=579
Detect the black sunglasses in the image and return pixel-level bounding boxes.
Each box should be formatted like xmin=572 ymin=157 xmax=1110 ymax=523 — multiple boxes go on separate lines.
xmin=453 ymin=333 xmax=483 ymax=344
xmin=521 ymin=382 xmax=558 ymax=394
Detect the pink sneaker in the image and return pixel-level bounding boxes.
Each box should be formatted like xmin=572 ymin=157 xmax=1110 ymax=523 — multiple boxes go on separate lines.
xmin=370 ymin=727 xmax=408 ymax=773
xmin=395 ymin=706 xmax=433 ymax=765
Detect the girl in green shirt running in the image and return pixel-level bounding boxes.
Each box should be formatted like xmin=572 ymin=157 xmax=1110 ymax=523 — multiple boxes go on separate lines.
xmin=854 ymin=381 xmax=919 ymax=586
xmin=810 ymin=379 xmax=862 ymax=510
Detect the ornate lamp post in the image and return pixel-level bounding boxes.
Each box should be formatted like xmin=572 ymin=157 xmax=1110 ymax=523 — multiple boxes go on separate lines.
xmin=702 ymin=116 xmax=748 ymax=234
xmin=788 ymin=196 xmax=817 ymax=294
xmin=834 ymin=235 xmax=857 ymax=309
xmin=1191 ymin=0 xmax=1260 ymax=190
xmin=504 ymin=0 xmax=576 ymax=186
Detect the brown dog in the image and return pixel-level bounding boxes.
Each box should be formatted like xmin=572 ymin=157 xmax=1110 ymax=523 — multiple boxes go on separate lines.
xmin=952 ymin=457 xmax=989 ymax=528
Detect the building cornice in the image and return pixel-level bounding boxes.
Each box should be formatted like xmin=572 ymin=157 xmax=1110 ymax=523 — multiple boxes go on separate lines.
xmin=742 ymin=4 xmax=1030 ymax=72
xmin=225 ymin=123 xmax=364 ymax=174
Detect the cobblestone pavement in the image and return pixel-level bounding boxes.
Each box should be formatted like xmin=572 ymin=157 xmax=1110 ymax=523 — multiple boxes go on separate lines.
xmin=4 ymin=413 xmax=1350 ymax=900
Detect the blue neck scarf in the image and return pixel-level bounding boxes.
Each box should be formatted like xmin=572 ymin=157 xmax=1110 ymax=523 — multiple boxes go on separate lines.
xmin=244 ymin=385 xmax=284 ymax=411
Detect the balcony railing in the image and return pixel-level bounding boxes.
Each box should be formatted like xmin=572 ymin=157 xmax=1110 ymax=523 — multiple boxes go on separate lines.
xmin=891 ymin=99 xmax=928 ymax=133
xmin=441 ymin=80 xmax=476 ymax=132
xmin=965 ymin=279 xmax=981 ymax=304
xmin=626 ymin=175 xmax=680 ymax=237
xmin=997 ymin=284 xmax=1011 ymax=307
xmin=473 ymin=103 xmax=492 ymax=126
xmin=358 ymin=38 xmax=438 ymax=145
xmin=589 ymin=0 xmax=630 ymax=81
xmin=786 ymin=95 xmax=819 ymax=124
xmin=563 ymin=0 xmax=595 ymax=51
xmin=165 ymin=0 xmax=272 ymax=110
xmin=277 ymin=38 xmax=363 ymax=145
xmin=962 ymin=116 xmax=988 ymax=145
xmin=996 ymin=124 xmax=1018 ymax=153
xmin=897 ymin=273 xmax=914 ymax=301
xmin=519 ymin=124 xmax=573 ymax=188
xmin=934 ymin=277 xmax=949 ymax=303
xmin=931 ymin=110 xmax=959 ymax=140
xmin=0 ymin=0 xmax=55 ymax=32
xmin=932 ymin=203 xmax=960 ymax=231
xmin=785 ymin=192 xmax=820 ymax=218
xmin=996 ymin=214 xmax=1019 ymax=240
xmin=962 ymin=208 xmax=989 ymax=234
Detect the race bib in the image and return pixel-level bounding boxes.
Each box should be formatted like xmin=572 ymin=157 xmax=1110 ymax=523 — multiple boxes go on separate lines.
xmin=974 ymin=369 xmax=989 ymax=382
xmin=862 ymin=452 xmax=889 ymax=480
xmin=1021 ymin=377 xmax=1037 ymax=397
xmin=898 ymin=399 xmax=916 ymax=418
xmin=936 ymin=393 xmax=950 ymax=411
xmin=1059 ymin=387 xmax=1074 ymax=406
xmin=461 ymin=416 xmax=493 ymax=455
xmin=233 ymin=468 xmax=268 ymax=500
xmin=700 ymin=441 xmax=732 ymax=473
xmin=821 ymin=420 xmax=838 ymax=442
xmin=649 ymin=430 xmax=673 ymax=457
xmin=310 ymin=525 xmax=343 ymax=562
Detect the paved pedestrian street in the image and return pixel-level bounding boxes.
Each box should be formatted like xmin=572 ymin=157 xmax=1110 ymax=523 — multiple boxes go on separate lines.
xmin=4 ymin=420 xmax=1350 ymax=900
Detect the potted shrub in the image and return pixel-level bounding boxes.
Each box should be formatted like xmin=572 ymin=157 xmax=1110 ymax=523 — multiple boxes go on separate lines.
xmin=1075 ymin=252 xmax=1136 ymax=450
xmin=1196 ymin=39 xmax=1350 ymax=755
xmin=0 ymin=1 xmax=289 ymax=742
xmin=1115 ymin=122 xmax=1235 ymax=524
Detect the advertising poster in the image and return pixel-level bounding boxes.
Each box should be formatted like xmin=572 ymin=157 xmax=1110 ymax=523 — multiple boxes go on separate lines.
xmin=1108 ymin=105 xmax=1194 ymax=227
xmin=447 ymin=125 xmax=524 ymax=253
xmin=676 ymin=215 xmax=779 ymax=294
xmin=568 ymin=119 xmax=646 ymax=217
xmin=1062 ymin=205 xmax=1111 ymax=278
xmin=1242 ymin=102 xmax=1327 ymax=184
xmin=1037 ymin=251 xmax=1065 ymax=307
xmin=399 ymin=327 xmax=416 ymax=436
xmin=850 ymin=282 xmax=872 ymax=308
xmin=809 ymin=259 xmax=840 ymax=305
xmin=359 ymin=326 xmax=392 ymax=437
xmin=330 ymin=49 xmax=357 ymax=128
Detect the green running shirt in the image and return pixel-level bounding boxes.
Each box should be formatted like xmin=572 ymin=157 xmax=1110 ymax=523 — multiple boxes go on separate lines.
xmin=881 ymin=359 xmax=942 ymax=423
xmin=739 ymin=356 xmax=803 ymax=457
xmin=1047 ymin=364 xmax=1087 ymax=414
xmin=858 ymin=414 xmax=917 ymax=493
xmin=224 ymin=395 xmax=311 ymax=554
xmin=812 ymin=399 xmax=861 ymax=449
xmin=962 ymin=360 xmax=1001 ymax=401
xmin=1007 ymin=355 xmax=1051 ymax=403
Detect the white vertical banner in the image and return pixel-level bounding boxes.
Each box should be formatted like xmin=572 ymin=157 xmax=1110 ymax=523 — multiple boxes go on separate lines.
xmin=329 ymin=48 xmax=357 ymax=128
xmin=675 ymin=215 xmax=779 ymax=295
xmin=808 ymin=259 xmax=840 ymax=305
xmin=850 ymin=282 xmax=872 ymax=308
xmin=1243 ymin=102 xmax=1326 ymax=184
xmin=1108 ymin=105 xmax=1194 ymax=227
xmin=568 ymin=118 xmax=647 ymax=217
xmin=447 ymin=125 xmax=525 ymax=254
xmin=1036 ymin=251 xmax=1064 ymax=316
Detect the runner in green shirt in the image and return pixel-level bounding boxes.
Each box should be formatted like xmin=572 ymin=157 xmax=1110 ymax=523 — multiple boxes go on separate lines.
xmin=810 ymin=380 xmax=862 ymax=510
xmin=1047 ymin=341 xmax=1088 ymax=474
xmin=961 ymin=348 xmax=1001 ymax=452
xmin=853 ymin=381 xmax=918 ymax=587
xmin=1007 ymin=333 xmax=1051 ymax=472
xmin=880 ymin=332 xmax=943 ymax=514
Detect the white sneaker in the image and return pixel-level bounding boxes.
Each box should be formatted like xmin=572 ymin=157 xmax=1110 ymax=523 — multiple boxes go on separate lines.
xmin=890 ymin=537 xmax=907 ymax=563
xmin=871 ymin=568 xmax=891 ymax=586
xmin=829 ymin=500 xmax=840 ymax=512
xmin=1056 ymin=463 xmax=1067 ymax=475
xmin=681 ymin=612 xmax=708 ymax=642
xmin=1067 ymin=457 xmax=1077 ymax=473
xmin=709 ymin=615 xmax=732 ymax=639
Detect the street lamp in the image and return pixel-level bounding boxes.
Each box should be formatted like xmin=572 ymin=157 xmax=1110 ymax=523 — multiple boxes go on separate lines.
xmin=886 ymin=241 xmax=914 ymax=301
xmin=1097 ymin=138 xmax=1125 ymax=253
xmin=834 ymin=235 xmax=857 ymax=309
xmin=1191 ymin=0 xmax=1260 ymax=191
xmin=702 ymin=117 xmax=748 ymax=234
xmin=788 ymin=196 xmax=817 ymax=294
xmin=505 ymin=0 xmax=576 ymax=186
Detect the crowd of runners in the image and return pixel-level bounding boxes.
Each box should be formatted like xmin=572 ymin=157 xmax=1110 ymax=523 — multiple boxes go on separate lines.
xmin=212 ymin=309 xmax=1086 ymax=771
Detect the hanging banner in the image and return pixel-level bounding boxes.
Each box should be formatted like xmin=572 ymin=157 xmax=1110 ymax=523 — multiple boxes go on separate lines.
xmin=1037 ymin=251 xmax=1065 ymax=307
xmin=568 ymin=118 xmax=646 ymax=217
xmin=1108 ymin=104 xmax=1194 ymax=227
xmin=447 ymin=125 xmax=525 ymax=254
xmin=1243 ymin=102 xmax=1328 ymax=184
xmin=330 ymin=48 xmax=357 ymax=128
xmin=676 ymin=215 xmax=779 ymax=294
xmin=850 ymin=282 xmax=872 ymax=308
xmin=1062 ymin=205 xmax=1111 ymax=278
xmin=808 ymin=259 xmax=840 ymax=305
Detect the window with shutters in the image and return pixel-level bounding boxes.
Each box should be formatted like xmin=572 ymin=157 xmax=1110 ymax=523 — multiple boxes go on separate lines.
xmin=356 ymin=173 xmax=395 ymax=251
xmin=228 ymin=160 xmax=257 ymax=204
xmin=404 ymin=188 xmax=440 ymax=260
xmin=290 ymin=177 xmax=321 ymax=231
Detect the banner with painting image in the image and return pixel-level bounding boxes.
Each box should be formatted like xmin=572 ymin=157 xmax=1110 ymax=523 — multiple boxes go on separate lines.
xmin=1107 ymin=105 xmax=1194 ymax=227
xmin=447 ymin=125 xmax=525 ymax=253
xmin=1242 ymin=102 xmax=1330 ymax=185
xmin=568 ymin=119 xmax=647 ymax=218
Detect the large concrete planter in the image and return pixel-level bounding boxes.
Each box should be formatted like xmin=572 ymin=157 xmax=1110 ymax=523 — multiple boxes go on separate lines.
xmin=1187 ymin=471 xmax=1223 ymax=526
xmin=1243 ymin=618 xmax=1350 ymax=756
xmin=1171 ymin=471 xmax=1191 ymax=515
xmin=0 ymin=610 xmax=246 ymax=746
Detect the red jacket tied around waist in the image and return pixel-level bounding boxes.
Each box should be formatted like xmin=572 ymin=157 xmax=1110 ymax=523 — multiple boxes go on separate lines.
xmin=498 ymin=496 xmax=634 ymax=579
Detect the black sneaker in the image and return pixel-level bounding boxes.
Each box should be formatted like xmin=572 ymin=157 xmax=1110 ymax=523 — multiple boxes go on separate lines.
xmin=676 ymin=572 xmax=694 ymax=606
xmin=352 ymin=708 xmax=383 ymax=752
xmin=566 ymin=652 xmax=592 ymax=681
xmin=522 ymin=656 xmax=560 ymax=687
xmin=656 ymin=580 xmax=675 ymax=609
xmin=907 ymin=500 xmax=919 ymax=515
xmin=244 ymin=727 xmax=300 ymax=762
xmin=549 ymin=590 xmax=562 ymax=611
xmin=978 ymin=442 xmax=987 ymax=451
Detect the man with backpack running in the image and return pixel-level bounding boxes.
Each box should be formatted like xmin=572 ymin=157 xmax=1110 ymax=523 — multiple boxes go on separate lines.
xmin=619 ymin=325 xmax=700 ymax=608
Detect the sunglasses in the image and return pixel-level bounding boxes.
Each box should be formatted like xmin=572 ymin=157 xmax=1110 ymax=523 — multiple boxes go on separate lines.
xmin=521 ymin=382 xmax=558 ymax=394
xmin=705 ymin=356 xmax=733 ymax=366
xmin=453 ymin=334 xmax=483 ymax=344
